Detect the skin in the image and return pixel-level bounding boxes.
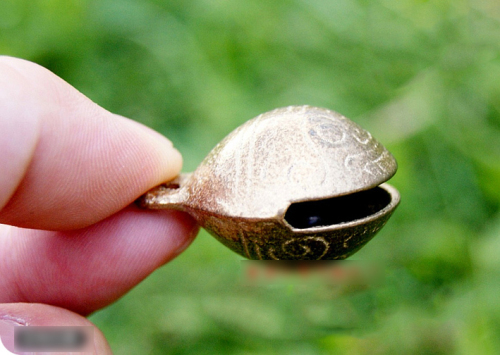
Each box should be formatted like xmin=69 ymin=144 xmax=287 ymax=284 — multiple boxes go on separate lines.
xmin=0 ymin=56 xmax=200 ymax=354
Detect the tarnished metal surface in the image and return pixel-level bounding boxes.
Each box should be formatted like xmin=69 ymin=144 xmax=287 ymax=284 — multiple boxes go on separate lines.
xmin=138 ymin=106 xmax=400 ymax=260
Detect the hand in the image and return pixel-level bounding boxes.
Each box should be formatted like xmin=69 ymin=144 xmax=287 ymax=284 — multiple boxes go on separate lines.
xmin=0 ymin=56 xmax=199 ymax=353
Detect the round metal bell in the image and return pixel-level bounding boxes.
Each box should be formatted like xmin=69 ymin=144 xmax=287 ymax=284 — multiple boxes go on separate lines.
xmin=138 ymin=106 xmax=400 ymax=260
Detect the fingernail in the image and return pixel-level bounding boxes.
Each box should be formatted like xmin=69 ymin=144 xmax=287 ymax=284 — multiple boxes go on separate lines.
xmin=0 ymin=317 xmax=25 ymax=326
xmin=0 ymin=319 xmax=93 ymax=355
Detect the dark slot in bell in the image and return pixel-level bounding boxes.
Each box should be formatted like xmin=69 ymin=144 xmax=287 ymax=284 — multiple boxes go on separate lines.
xmin=284 ymin=186 xmax=392 ymax=229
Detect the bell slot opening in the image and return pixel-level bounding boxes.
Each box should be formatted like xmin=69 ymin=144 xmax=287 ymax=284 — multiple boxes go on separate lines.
xmin=284 ymin=186 xmax=392 ymax=229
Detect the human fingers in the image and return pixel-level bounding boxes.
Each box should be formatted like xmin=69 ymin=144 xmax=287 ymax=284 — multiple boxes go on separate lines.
xmin=0 ymin=56 xmax=200 ymax=315
xmin=0 ymin=56 xmax=182 ymax=230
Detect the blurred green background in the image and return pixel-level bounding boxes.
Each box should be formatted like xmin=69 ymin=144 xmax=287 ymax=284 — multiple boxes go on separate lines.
xmin=2 ymin=0 xmax=500 ymax=353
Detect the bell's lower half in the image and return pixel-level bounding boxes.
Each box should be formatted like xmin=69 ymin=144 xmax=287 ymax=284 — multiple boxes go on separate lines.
xmin=191 ymin=183 xmax=400 ymax=260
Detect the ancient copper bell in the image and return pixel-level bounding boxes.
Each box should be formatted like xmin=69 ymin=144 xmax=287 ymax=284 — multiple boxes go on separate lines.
xmin=138 ymin=106 xmax=400 ymax=260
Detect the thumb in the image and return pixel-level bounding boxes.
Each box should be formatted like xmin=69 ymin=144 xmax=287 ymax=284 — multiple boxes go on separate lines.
xmin=0 ymin=56 xmax=183 ymax=230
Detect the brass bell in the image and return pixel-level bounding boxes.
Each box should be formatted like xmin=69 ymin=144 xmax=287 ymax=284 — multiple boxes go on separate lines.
xmin=138 ymin=106 xmax=400 ymax=260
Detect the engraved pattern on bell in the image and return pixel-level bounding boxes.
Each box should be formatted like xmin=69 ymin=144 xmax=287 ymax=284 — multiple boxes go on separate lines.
xmin=138 ymin=106 xmax=400 ymax=260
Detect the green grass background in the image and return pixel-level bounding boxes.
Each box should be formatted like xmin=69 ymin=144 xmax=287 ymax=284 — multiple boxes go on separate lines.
xmin=2 ymin=0 xmax=500 ymax=353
